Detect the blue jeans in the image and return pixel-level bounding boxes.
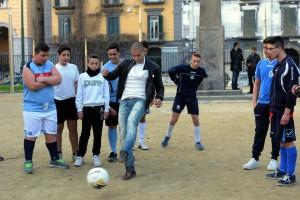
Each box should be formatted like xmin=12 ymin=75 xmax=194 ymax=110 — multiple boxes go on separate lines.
xmin=119 ymin=98 xmax=146 ymax=170
xmin=232 ymin=70 xmax=240 ymax=89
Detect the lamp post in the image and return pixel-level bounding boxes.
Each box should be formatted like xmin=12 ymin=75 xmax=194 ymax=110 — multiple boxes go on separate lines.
xmin=127 ymin=5 xmax=142 ymax=42
xmin=20 ymin=0 xmax=25 ymax=70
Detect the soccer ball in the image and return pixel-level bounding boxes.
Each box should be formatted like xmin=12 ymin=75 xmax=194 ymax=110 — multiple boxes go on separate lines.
xmin=86 ymin=167 xmax=110 ymax=189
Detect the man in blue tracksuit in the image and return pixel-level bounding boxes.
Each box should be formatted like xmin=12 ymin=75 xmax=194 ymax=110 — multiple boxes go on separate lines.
xmin=161 ymin=53 xmax=207 ymax=150
xmin=265 ymin=36 xmax=299 ymax=186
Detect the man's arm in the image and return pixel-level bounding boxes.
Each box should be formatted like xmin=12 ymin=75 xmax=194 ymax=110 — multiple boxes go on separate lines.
xmin=35 ymin=66 xmax=61 ymax=85
xmin=168 ymin=65 xmax=181 ymax=84
xmin=252 ymin=79 xmax=260 ymax=108
xmin=103 ymin=61 xmax=124 ymax=80
xmin=153 ymin=67 xmax=165 ymax=105
xmin=22 ymin=65 xmax=47 ymax=91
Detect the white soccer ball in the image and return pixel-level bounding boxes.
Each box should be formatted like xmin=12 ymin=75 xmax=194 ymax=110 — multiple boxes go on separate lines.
xmin=86 ymin=167 xmax=110 ymax=188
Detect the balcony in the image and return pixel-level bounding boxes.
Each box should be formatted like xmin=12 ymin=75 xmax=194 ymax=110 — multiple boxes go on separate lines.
xmin=53 ymin=0 xmax=75 ymax=10
xmin=142 ymin=0 xmax=165 ymax=5
xmin=102 ymin=0 xmax=123 ymax=7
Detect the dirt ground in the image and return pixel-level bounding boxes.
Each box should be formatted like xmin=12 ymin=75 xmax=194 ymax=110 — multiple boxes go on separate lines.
xmin=0 ymin=93 xmax=300 ymax=200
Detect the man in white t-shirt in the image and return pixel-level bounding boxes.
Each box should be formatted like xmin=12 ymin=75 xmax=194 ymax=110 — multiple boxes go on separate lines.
xmin=54 ymin=44 xmax=79 ymax=161
xmin=103 ymin=42 xmax=164 ymax=180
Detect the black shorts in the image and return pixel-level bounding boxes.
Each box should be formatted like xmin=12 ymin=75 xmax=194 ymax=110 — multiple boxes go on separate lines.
xmin=54 ymin=97 xmax=78 ymax=124
xmin=105 ymin=102 xmax=119 ymax=127
xmin=270 ymin=111 xmax=296 ymax=143
xmin=172 ymin=93 xmax=199 ymax=115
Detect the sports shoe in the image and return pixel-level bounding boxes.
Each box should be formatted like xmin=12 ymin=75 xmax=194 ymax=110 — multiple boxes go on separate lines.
xmin=161 ymin=136 xmax=170 ymax=148
xmin=50 ymin=159 xmax=70 ymax=169
xmin=138 ymin=143 xmax=149 ymax=150
xmin=74 ymin=156 xmax=84 ymax=167
xmin=243 ymin=158 xmax=259 ymax=170
xmin=266 ymin=169 xmax=286 ymax=180
xmin=277 ymin=175 xmax=296 ymax=186
xmin=195 ymin=142 xmax=204 ymax=150
xmin=23 ymin=160 xmax=33 ymax=174
xmin=93 ymin=155 xmax=102 ymax=167
xmin=267 ymin=159 xmax=278 ymax=171
xmin=107 ymin=152 xmax=118 ymax=162
xmin=122 ymin=170 xmax=136 ymax=180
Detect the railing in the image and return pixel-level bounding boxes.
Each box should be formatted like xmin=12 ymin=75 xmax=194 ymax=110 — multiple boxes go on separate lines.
xmin=142 ymin=0 xmax=165 ymax=4
xmin=53 ymin=0 xmax=75 ymax=9
xmin=102 ymin=0 xmax=123 ymax=7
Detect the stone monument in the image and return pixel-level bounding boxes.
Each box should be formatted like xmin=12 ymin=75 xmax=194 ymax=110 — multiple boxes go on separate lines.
xmin=198 ymin=0 xmax=225 ymax=90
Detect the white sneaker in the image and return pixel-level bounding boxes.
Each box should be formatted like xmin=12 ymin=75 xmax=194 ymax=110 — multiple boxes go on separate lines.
xmin=243 ymin=158 xmax=259 ymax=170
xmin=138 ymin=143 xmax=149 ymax=150
xmin=267 ymin=159 xmax=278 ymax=171
xmin=74 ymin=156 xmax=84 ymax=167
xmin=93 ymin=155 xmax=102 ymax=167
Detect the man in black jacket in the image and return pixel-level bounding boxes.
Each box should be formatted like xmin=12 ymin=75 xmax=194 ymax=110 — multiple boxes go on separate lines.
xmin=103 ymin=42 xmax=164 ymax=180
xmin=230 ymin=42 xmax=244 ymax=90
xmin=246 ymin=47 xmax=261 ymax=93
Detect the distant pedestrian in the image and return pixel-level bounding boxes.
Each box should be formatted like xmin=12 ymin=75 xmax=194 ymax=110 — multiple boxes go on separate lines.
xmin=246 ymin=47 xmax=261 ymax=94
xmin=230 ymin=42 xmax=244 ymax=90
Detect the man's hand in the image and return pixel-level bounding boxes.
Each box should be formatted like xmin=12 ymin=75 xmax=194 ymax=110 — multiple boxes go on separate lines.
xmin=102 ymin=69 xmax=109 ymax=76
xmin=77 ymin=111 xmax=83 ymax=120
xmin=108 ymin=107 xmax=117 ymax=117
xmin=291 ymin=85 xmax=300 ymax=97
xmin=153 ymin=99 xmax=162 ymax=108
xmin=103 ymin=112 xmax=109 ymax=120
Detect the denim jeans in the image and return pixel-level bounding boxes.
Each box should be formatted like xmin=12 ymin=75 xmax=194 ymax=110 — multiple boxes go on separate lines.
xmin=119 ymin=98 xmax=146 ymax=170
xmin=232 ymin=70 xmax=240 ymax=89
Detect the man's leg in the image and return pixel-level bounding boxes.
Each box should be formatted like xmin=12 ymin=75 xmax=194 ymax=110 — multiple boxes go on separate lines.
xmin=161 ymin=112 xmax=180 ymax=148
xmin=138 ymin=114 xmax=149 ymax=150
xmin=56 ymin=123 xmax=64 ymax=156
xmin=244 ymin=104 xmax=269 ymax=170
xmin=67 ymin=119 xmax=78 ymax=159
xmin=122 ymin=99 xmax=146 ymax=180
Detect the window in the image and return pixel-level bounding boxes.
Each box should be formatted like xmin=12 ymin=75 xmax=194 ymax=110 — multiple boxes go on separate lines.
xmin=281 ymin=6 xmax=297 ymax=36
xmin=0 ymin=0 xmax=7 ymax=8
xmin=59 ymin=16 xmax=71 ymax=42
xmin=148 ymin=15 xmax=163 ymax=41
xmin=107 ymin=16 xmax=120 ymax=36
xmin=242 ymin=9 xmax=256 ymax=38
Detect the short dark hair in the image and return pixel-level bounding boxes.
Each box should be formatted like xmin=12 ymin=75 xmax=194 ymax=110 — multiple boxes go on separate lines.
xmin=35 ymin=42 xmax=49 ymax=54
xmin=251 ymin=47 xmax=257 ymax=51
xmin=192 ymin=52 xmax=201 ymax=58
xmin=233 ymin=42 xmax=239 ymax=48
xmin=141 ymin=41 xmax=149 ymax=49
xmin=57 ymin=44 xmax=71 ymax=55
xmin=264 ymin=36 xmax=284 ymax=49
xmin=107 ymin=42 xmax=120 ymax=52
xmin=87 ymin=54 xmax=100 ymax=62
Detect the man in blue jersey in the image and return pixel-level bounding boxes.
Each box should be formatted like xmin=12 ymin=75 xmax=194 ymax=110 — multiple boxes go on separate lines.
xmin=102 ymin=43 xmax=121 ymax=162
xmin=161 ymin=53 xmax=207 ymax=150
xmin=264 ymin=36 xmax=299 ymax=186
xmin=22 ymin=43 xmax=69 ymax=174
xmin=243 ymin=37 xmax=280 ymax=171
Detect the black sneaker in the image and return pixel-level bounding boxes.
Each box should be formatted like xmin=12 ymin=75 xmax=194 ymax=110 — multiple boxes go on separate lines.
xmin=122 ymin=170 xmax=136 ymax=180
xmin=161 ymin=136 xmax=170 ymax=148
xmin=107 ymin=152 xmax=118 ymax=162
xmin=277 ymin=175 xmax=296 ymax=186
xmin=265 ymin=170 xmax=286 ymax=180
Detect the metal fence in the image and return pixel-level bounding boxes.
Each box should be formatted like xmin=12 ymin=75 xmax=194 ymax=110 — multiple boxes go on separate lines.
xmin=0 ymin=50 xmax=259 ymax=88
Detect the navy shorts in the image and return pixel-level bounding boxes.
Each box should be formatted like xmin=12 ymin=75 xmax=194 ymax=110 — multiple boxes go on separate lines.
xmin=54 ymin=97 xmax=78 ymax=124
xmin=105 ymin=102 xmax=119 ymax=127
xmin=172 ymin=93 xmax=199 ymax=115
xmin=270 ymin=111 xmax=296 ymax=143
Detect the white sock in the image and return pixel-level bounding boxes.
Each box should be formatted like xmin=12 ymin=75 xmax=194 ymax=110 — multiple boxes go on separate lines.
xmin=138 ymin=122 xmax=146 ymax=144
xmin=166 ymin=124 xmax=175 ymax=138
xmin=194 ymin=126 xmax=201 ymax=143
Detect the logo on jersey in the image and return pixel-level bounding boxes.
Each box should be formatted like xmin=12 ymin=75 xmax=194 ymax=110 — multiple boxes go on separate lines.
xmin=176 ymin=105 xmax=181 ymax=110
xmin=189 ymin=71 xmax=196 ymax=80
xmin=268 ymin=71 xmax=273 ymax=78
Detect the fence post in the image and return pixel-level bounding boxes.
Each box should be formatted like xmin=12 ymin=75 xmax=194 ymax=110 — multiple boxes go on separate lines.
xmin=8 ymin=10 xmax=14 ymax=93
